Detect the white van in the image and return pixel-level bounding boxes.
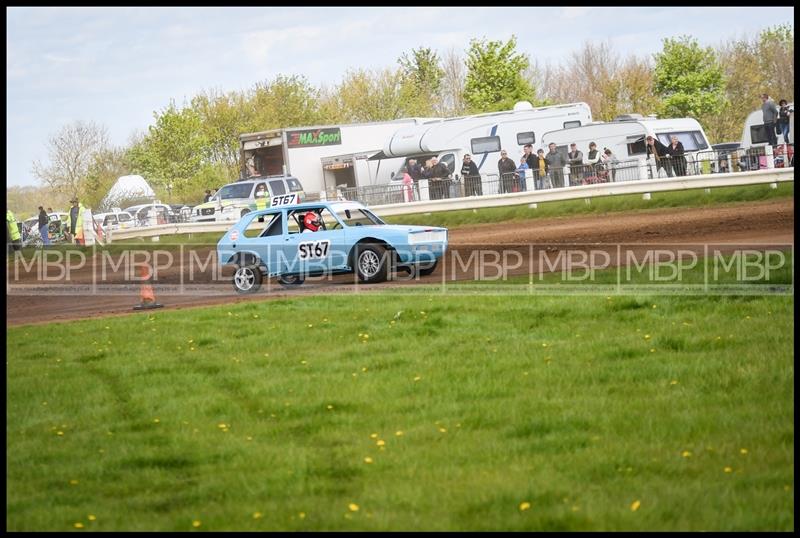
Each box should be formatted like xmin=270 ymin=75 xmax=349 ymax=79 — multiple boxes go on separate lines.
xmin=191 ymin=175 xmax=305 ymax=223
xmin=541 ymin=115 xmax=712 ymax=180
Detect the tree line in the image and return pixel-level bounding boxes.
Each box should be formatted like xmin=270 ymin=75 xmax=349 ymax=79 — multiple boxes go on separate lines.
xmin=24 ymin=24 xmax=793 ymax=215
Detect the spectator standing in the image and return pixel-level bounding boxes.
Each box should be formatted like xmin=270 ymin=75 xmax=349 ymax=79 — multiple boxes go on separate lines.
xmin=406 ymin=158 xmax=423 ymax=183
xmin=516 ymin=156 xmax=529 ymax=191
xmin=66 ymin=198 xmax=86 ymax=245
xmin=777 ymin=99 xmax=792 ymax=145
xmin=646 ymin=135 xmax=673 ymax=178
xmin=545 ymin=143 xmax=566 ymax=188
xmin=203 ymin=189 xmax=212 ymax=203
xmin=602 ymin=148 xmax=618 ymax=182
xmin=567 ymin=143 xmax=584 ymax=185
xmin=426 ymin=157 xmax=451 ymax=200
xmin=38 ymin=206 xmax=50 ymax=246
xmin=460 ymin=154 xmax=482 ymax=197
xmin=761 ymin=93 xmax=779 ymax=147
xmin=523 ymin=144 xmax=537 ymax=170
xmin=6 ymin=209 xmax=21 ymax=254
xmin=533 ymin=149 xmax=550 ymax=189
xmin=497 ymin=150 xmax=517 ymax=193
xmin=585 ymin=142 xmax=602 ymax=176
xmin=666 ymin=135 xmax=688 ymax=176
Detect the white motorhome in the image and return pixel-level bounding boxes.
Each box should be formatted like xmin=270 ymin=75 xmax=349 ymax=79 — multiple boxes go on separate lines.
xmin=379 ymin=101 xmax=592 ymax=178
xmin=239 ymin=118 xmax=438 ymax=194
xmin=741 ymin=101 xmax=794 ymax=149
xmin=541 ymin=115 xmax=712 ymax=179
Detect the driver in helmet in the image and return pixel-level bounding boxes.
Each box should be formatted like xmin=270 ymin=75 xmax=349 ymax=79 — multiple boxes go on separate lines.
xmin=303 ymin=211 xmax=322 ymax=233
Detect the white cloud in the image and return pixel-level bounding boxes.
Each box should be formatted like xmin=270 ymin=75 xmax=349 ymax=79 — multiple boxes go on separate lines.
xmin=560 ymin=7 xmax=592 ymax=20
xmin=241 ymin=24 xmax=325 ymax=65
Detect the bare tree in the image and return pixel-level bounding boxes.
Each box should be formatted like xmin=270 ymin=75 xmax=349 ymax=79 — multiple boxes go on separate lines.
xmin=32 ymin=120 xmax=110 ymax=198
xmin=438 ymin=47 xmax=467 ymax=116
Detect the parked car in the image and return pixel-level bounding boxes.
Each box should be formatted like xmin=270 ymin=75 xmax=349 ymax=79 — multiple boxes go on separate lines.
xmin=217 ymin=200 xmax=448 ymax=293
xmin=191 ymin=175 xmax=305 ymax=223
xmin=93 ymin=210 xmax=134 ymax=231
xmin=124 ymin=203 xmax=178 ymax=226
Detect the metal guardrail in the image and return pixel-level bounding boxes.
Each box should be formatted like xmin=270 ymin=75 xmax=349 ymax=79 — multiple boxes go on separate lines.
xmin=104 ymin=165 xmax=793 ymax=242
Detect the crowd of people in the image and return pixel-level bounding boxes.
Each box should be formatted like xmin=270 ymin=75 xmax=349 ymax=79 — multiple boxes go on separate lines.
xmin=761 ymin=93 xmax=793 ymax=147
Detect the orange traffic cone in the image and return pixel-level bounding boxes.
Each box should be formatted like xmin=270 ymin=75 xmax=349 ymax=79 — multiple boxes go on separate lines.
xmin=133 ymin=264 xmax=163 ymax=310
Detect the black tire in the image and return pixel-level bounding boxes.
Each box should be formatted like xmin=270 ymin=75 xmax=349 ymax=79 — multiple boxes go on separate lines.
xmin=354 ymin=243 xmax=390 ymax=283
xmin=232 ymin=264 xmax=262 ymax=294
xmin=277 ymin=274 xmax=305 ymax=287
xmin=418 ymin=259 xmax=439 ymax=277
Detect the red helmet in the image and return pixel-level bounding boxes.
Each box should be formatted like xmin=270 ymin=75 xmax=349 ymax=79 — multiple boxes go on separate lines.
xmin=303 ymin=211 xmax=321 ymax=232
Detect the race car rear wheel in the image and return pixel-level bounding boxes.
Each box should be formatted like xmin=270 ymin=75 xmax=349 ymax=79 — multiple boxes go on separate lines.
xmin=418 ymin=259 xmax=439 ymax=277
xmin=355 ymin=243 xmax=390 ymax=283
xmin=233 ymin=264 xmax=262 ymax=294
xmin=277 ymin=274 xmax=305 ymax=287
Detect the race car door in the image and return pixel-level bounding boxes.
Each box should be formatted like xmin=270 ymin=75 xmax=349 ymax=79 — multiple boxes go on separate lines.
xmin=280 ymin=207 xmax=347 ymax=275
xmin=238 ymin=210 xmax=285 ymax=276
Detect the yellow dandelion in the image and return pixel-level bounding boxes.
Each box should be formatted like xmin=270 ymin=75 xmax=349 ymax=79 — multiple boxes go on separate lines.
xmin=644 ymin=334 xmax=651 ymax=340
xmin=364 ymin=457 xmax=373 ymax=464
xmin=57 ymin=431 xmax=64 ymax=436
xmin=395 ymin=431 xmax=404 ymax=436
xmin=362 ymin=367 xmax=368 ymax=372
xmin=519 ymin=501 xmax=531 ymax=511
xmin=439 ymin=427 xmax=447 ymax=433
xmin=327 ymin=405 xmax=334 ymax=410
xmin=348 ymin=503 xmax=359 ymax=512
xmin=652 ymin=304 xmax=657 ymax=309
xmin=740 ymin=448 xmax=748 ymax=455
xmin=414 ymin=376 xmax=421 ymax=381
xmin=724 ymin=466 xmax=733 ymax=473
xmin=542 ymin=343 xmax=548 ymax=347
xmin=670 ymin=380 xmax=678 ymax=385
xmin=192 ymin=520 xmax=201 ymax=528
xmin=246 ymin=436 xmax=253 ymax=441
xmin=650 ymin=348 xmax=656 ymax=353
xmin=631 ymin=500 xmax=641 ymax=512
xmin=298 ymin=512 xmax=306 ymax=519
xmin=69 ymin=479 xmax=79 ymax=485
xmin=88 ymin=515 xmax=96 ymax=521
xmin=253 ymin=512 xmax=263 ymax=519
xmin=218 ymin=423 xmax=227 ymax=429
xmin=307 ymin=324 xmax=313 ymax=328
xmin=370 ymin=433 xmax=378 ymax=439
xmin=301 ymin=360 xmax=307 ymax=365
xmin=376 ymin=439 xmax=386 ymax=447
xmin=681 ymin=451 xmax=692 ymax=458
xmin=74 ymin=522 xmax=84 ymax=529
xmin=153 ymin=418 xmax=160 ymax=423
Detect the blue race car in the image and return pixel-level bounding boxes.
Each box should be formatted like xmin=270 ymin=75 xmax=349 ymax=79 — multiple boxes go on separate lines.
xmin=217 ymin=200 xmax=448 ymax=293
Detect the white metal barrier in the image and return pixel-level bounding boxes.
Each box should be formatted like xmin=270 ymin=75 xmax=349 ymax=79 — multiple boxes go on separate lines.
xmin=106 ymin=168 xmax=794 ymax=242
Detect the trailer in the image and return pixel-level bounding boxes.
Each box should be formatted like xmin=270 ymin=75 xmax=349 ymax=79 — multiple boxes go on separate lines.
xmin=378 ymin=101 xmax=592 ymax=178
xmin=239 ymin=118 xmax=437 ymax=194
xmin=741 ymin=102 xmax=794 ymax=149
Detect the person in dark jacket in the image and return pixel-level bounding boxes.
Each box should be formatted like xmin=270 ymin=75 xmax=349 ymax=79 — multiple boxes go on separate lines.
xmin=425 ymin=157 xmax=452 ymax=200
xmin=666 ymin=135 xmax=687 ymax=176
xmin=523 ymin=144 xmax=537 ymax=170
xmin=203 ymin=189 xmax=212 ymax=203
xmin=567 ymin=143 xmax=584 ymax=186
xmin=460 ymin=154 xmax=482 ymax=196
xmin=38 ymin=206 xmax=50 ymax=246
xmin=497 ymin=150 xmax=517 ymax=193
xmin=646 ymin=135 xmax=673 ymax=178
xmin=777 ymin=99 xmax=792 ymax=145
xmin=406 ymin=158 xmax=423 ymax=182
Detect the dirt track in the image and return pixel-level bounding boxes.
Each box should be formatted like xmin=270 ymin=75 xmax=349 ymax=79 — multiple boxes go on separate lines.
xmin=6 ymin=199 xmax=794 ymax=326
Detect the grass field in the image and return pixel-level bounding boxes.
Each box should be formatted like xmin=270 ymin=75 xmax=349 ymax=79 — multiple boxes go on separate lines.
xmin=6 ymin=254 xmax=794 ymax=531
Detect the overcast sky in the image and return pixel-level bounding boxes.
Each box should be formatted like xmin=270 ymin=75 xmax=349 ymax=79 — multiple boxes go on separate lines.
xmin=6 ymin=6 xmax=794 ymax=187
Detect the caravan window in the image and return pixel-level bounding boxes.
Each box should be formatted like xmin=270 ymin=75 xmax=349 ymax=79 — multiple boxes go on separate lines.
xmin=626 ymin=136 xmax=647 ymax=156
xmin=563 ymin=121 xmax=582 ymax=129
xmin=749 ymin=125 xmax=770 ymax=145
xmin=516 ymin=132 xmax=535 ymax=145
xmin=117 ymin=212 xmax=132 ymax=223
xmin=471 ymin=136 xmax=501 ymax=154
xmin=656 ymin=131 xmax=709 ymax=151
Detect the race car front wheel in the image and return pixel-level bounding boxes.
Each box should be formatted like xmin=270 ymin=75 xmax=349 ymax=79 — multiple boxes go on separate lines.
xmin=355 ymin=244 xmax=390 ymax=283
xmin=233 ymin=264 xmax=262 ymax=294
